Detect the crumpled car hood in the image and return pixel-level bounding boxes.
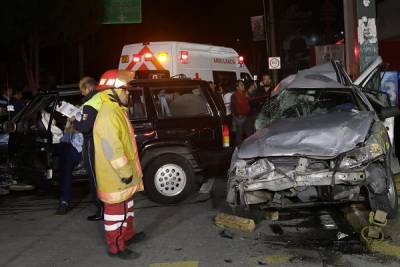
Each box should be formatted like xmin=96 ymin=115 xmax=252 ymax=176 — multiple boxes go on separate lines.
xmin=238 ymin=111 xmax=375 ymax=159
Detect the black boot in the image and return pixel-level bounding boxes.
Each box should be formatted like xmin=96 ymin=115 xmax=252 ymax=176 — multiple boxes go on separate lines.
xmin=125 ymin=232 xmax=146 ymax=246
xmin=87 ymin=207 xmax=103 ymax=221
xmin=108 ymin=248 xmax=141 ymax=260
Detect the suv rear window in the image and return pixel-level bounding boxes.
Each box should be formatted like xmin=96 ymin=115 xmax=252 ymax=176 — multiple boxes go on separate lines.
xmin=128 ymin=88 xmax=147 ymax=120
xmin=150 ymin=86 xmax=211 ymax=118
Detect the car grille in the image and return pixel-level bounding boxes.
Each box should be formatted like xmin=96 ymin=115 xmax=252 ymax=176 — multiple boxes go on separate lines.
xmin=267 ymin=157 xmax=330 ymax=171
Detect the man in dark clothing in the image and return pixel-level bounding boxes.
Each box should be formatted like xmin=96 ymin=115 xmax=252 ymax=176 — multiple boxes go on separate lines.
xmin=56 ymin=126 xmax=83 ymax=215
xmin=10 ymin=88 xmax=25 ymax=118
xmin=258 ymin=73 xmax=273 ymax=99
xmin=73 ymin=77 xmax=104 ymax=221
xmin=0 ymin=87 xmax=13 ymax=121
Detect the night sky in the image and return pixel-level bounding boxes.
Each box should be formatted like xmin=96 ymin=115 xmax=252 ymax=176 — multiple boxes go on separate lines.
xmin=2 ymin=0 xmax=344 ymax=88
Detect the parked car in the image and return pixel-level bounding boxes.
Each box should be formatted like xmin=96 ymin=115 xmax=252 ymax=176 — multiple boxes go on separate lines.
xmin=227 ymin=57 xmax=400 ymax=218
xmin=3 ymin=78 xmax=232 ymax=203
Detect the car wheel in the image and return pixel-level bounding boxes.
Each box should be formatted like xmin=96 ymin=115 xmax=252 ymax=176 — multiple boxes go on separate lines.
xmin=144 ymin=154 xmax=195 ymax=204
xmin=369 ymin=169 xmax=398 ymax=219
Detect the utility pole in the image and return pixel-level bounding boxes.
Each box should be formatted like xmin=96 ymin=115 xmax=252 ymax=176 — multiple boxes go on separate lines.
xmin=343 ymin=0 xmax=358 ymax=78
xmin=268 ymin=0 xmax=278 ymax=85
xmin=262 ymin=0 xmax=270 ymax=61
xmin=356 ymin=0 xmax=379 ymax=73
xmin=262 ymin=0 xmax=278 ymax=84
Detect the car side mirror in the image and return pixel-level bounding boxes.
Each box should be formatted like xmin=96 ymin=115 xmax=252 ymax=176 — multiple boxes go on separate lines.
xmin=379 ymin=107 xmax=400 ymax=120
xmin=2 ymin=121 xmax=16 ymax=133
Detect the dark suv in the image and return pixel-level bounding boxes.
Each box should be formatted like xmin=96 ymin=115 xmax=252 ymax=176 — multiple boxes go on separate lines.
xmin=3 ymin=78 xmax=232 ymax=203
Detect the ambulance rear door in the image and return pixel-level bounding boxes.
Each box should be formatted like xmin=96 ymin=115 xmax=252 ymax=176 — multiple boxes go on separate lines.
xmin=119 ymin=42 xmax=174 ymax=78
xmin=174 ymin=43 xmax=213 ymax=80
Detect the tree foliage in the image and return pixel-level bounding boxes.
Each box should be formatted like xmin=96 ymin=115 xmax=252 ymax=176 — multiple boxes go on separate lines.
xmin=0 ymin=0 xmax=103 ymax=91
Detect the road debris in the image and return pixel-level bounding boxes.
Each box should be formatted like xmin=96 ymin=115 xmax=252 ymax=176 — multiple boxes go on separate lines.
xmin=199 ymin=178 xmax=215 ymax=194
xmin=336 ymin=232 xmax=349 ymax=240
xmin=214 ymin=213 xmax=256 ymax=232
xmin=250 ymin=254 xmax=295 ymax=265
xmin=219 ymin=229 xmax=234 ymax=239
xmin=265 ymin=210 xmax=279 ymax=221
xmin=361 ymin=210 xmax=387 ymax=248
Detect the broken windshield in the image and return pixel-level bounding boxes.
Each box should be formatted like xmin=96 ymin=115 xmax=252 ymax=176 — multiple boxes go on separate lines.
xmin=255 ymin=88 xmax=367 ymax=129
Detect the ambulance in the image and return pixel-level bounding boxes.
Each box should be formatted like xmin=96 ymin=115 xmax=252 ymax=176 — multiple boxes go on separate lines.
xmin=118 ymin=41 xmax=254 ymax=90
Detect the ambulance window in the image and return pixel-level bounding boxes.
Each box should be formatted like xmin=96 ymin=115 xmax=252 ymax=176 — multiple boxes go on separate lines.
xmin=240 ymin=72 xmax=253 ymax=86
xmin=212 ymin=71 xmax=236 ymax=93
xmin=128 ymin=89 xmax=147 ymax=120
xmin=150 ymin=86 xmax=211 ymax=118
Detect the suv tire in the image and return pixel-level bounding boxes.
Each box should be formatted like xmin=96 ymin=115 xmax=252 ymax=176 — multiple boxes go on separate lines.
xmin=144 ymin=154 xmax=195 ymax=204
xmin=369 ymin=169 xmax=398 ymax=219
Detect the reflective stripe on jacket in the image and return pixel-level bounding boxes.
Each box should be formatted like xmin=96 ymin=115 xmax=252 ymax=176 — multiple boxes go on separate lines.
xmin=93 ymin=90 xmax=143 ymax=204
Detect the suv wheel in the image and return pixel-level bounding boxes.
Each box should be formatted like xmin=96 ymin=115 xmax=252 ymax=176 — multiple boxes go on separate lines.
xmin=144 ymin=154 xmax=195 ymax=204
xmin=369 ymin=169 xmax=398 ymax=219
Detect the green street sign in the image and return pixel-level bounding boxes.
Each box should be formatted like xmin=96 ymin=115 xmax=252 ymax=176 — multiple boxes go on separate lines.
xmin=103 ymin=0 xmax=141 ymax=24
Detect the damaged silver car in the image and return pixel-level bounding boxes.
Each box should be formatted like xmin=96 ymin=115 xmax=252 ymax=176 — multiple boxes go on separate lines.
xmin=227 ymin=57 xmax=400 ymax=218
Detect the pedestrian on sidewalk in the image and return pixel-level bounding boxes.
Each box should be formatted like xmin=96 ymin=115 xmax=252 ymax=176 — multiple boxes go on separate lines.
xmin=73 ymin=77 xmax=104 ymax=221
xmin=94 ymin=70 xmax=145 ymax=259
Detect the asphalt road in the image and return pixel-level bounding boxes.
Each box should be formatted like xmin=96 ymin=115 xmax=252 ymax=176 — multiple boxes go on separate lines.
xmin=0 ymin=178 xmax=400 ymax=267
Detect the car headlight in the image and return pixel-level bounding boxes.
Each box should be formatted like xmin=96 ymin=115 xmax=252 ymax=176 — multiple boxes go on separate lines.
xmin=339 ymin=137 xmax=384 ymax=169
xmin=234 ymin=159 xmax=273 ymax=179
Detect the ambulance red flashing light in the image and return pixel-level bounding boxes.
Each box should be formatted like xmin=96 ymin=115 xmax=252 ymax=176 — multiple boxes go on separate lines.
xmin=133 ymin=54 xmax=141 ymax=63
xmin=238 ymin=56 xmax=244 ymax=65
xmin=180 ymin=50 xmax=189 ymax=64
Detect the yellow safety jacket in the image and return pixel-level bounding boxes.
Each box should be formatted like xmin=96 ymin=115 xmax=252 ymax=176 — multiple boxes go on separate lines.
xmin=93 ymin=90 xmax=143 ymax=204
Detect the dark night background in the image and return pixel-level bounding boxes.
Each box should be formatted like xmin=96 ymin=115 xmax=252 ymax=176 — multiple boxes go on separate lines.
xmin=0 ymin=0 xmax=352 ymax=91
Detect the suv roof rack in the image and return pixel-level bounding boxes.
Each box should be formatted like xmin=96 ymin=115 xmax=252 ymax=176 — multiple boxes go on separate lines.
xmin=171 ymin=74 xmax=189 ymax=79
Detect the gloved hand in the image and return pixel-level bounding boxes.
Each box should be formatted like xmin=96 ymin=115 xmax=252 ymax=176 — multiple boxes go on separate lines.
xmin=121 ymin=176 xmax=133 ymax=184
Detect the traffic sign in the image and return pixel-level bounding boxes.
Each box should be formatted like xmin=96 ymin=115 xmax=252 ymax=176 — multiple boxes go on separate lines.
xmin=268 ymin=57 xmax=281 ymax=69
xmin=103 ymin=0 xmax=141 ymax=24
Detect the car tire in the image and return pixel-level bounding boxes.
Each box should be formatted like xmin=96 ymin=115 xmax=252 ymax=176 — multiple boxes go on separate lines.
xmin=369 ymin=169 xmax=398 ymax=219
xmin=144 ymin=154 xmax=195 ymax=204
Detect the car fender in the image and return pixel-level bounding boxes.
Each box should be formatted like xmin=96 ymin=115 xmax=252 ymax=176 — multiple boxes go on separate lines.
xmin=140 ymin=140 xmax=201 ymax=173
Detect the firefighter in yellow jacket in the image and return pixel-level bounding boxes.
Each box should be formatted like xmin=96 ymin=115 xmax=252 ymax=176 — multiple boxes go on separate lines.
xmin=94 ymin=69 xmax=145 ymax=259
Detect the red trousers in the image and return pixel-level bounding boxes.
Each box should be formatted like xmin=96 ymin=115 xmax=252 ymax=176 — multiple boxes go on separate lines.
xmin=103 ymin=197 xmax=135 ymax=254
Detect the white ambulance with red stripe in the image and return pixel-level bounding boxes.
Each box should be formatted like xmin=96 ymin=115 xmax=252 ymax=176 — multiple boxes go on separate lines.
xmin=118 ymin=41 xmax=254 ymax=90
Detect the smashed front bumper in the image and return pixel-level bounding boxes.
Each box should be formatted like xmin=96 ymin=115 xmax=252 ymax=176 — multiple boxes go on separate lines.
xmin=226 ymin=157 xmax=369 ymax=207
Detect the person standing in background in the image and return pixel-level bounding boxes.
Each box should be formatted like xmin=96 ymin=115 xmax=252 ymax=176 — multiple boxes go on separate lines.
xmin=258 ymin=73 xmax=273 ymax=99
xmin=231 ymin=80 xmax=250 ymax=145
xmin=73 ymin=77 xmax=104 ymax=221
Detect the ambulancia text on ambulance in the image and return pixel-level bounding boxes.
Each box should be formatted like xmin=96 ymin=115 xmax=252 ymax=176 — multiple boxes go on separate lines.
xmin=118 ymin=41 xmax=254 ymax=90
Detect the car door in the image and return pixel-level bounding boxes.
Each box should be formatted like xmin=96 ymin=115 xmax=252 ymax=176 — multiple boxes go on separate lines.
xmin=10 ymin=93 xmax=59 ymax=180
xmin=351 ymin=57 xmax=395 ymax=141
xmin=127 ymin=87 xmax=155 ymax=151
xmin=333 ymin=57 xmax=396 ymax=148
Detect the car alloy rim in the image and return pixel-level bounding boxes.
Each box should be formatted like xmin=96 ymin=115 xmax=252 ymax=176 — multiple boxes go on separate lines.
xmin=154 ymin=164 xmax=187 ymax=197
xmin=388 ymin=175 xmax=396 ymax=209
